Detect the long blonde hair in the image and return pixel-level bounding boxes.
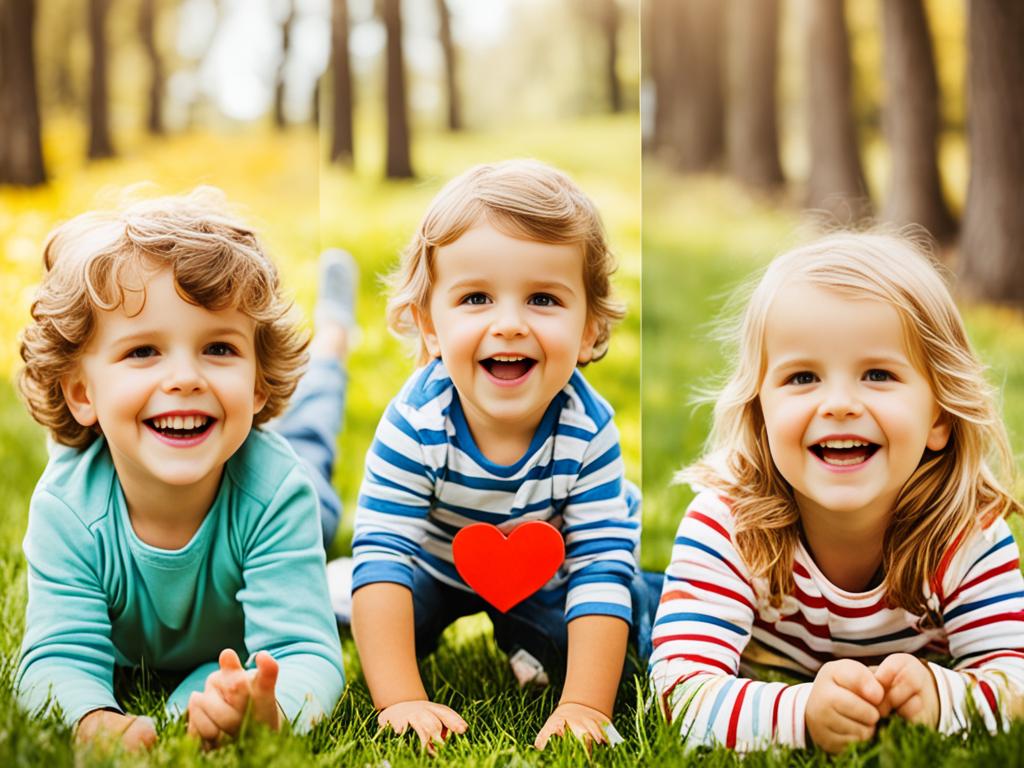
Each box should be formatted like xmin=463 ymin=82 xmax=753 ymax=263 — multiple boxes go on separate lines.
xmin=682 ymin=233 xmax=1022 ymax=614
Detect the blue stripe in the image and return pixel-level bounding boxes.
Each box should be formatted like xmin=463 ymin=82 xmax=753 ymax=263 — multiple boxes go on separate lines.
xmin=352 ymin=561 xmax=414 ymax=591
xmin=563 ymin=517 xmax=639 ymax=535
xmin=431 ymin=496 xmax=552 ymax=525
xmin=568 ymin=369 xmax=612 ymax=425
xmin=358 ymin=494 xmax=428 ymax=519
xmin=703 ymin=678 xmax=735 ymax=744
xmin=675 ymin=536 xmax=736 ymax=570
xmin=558 ymin=425 xmax=595 ymax=442
xmin=944 ymin=591 xmax=1024 ymax=621
xmin=831 ymin=627 xmax=920 ymax=646
xmin=967 ymin=534 xmax=1015 ymax=573
xmin=444 ymin=458 xmax=583 ymax=492
xmin=372 ymin=439 xmax=429 ymax=478
xmin=566 ymin=537 xmax=635 ymax=558
xmin=751 ymin=682 xmax=764 ymax=738
xmin=351 ymin=531 xmax=419 ymax=556
xmin=655 ymin=612 xmax=746 ymax=635
xmin=565 ymin=601 xmax=632 ymax=624
xmin=366 ymin=468 xmax=431 ymax=501
xmin=386 ymin=405 xmax=447 ymax=445
xmin=578 ymin=445 xmax=622 ymax=479
xmin=567 ymin=479 xmax=622 ymax=505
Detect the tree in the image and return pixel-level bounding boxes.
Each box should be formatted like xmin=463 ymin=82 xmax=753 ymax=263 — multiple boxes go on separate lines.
xmin=380 ymin=0 xmax=413 ymax=178
xmin=880 ymin=0 xmax=954 ymax=240
xmin=599 ymin=0 xmax=621 ymax=113
xmin=274 ymin=0 xmax=295 ymax=129
xmin=725 ymin=0 xmax=783 ymax=190
xmin=0 ymin=0 xmax=46 ymax=185
xmin=330 ymin=0 xmax=353 ymax=162
xmin=805 ymin=0 xmax=869 ymax=222
xmin=649 ymin=0 xmax=724 ymax=170
xmin=434 ymin=0 xmax=461 ymax=131
xmin=139 ymin=0 xmax=164 ymax=135
xmin=960 ymin=1 xmax=1024 ymax=303
xmin=87 ymin=0 xmax=115 ymax=158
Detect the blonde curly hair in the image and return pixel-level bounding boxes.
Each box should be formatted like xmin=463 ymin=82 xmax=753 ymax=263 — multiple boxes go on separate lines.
xmin=19 ymin=187 xmax=308 ymax=448
xmin=386 ymin=159 xmax=625 ymax=364
xmin=681 ymin=232 xmax=1022 ymax=615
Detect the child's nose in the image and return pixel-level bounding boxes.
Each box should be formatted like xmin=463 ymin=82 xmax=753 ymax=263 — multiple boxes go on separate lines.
xmin=162 ymin=355 xmax=207 ymax=394
xmin=489 ymin=303 xmax=529 ymax=338
xmin=818 ymin=381 xmax=863 ymax=419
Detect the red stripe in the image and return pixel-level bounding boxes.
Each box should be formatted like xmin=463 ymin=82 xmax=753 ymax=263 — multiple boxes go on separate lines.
xmin=948 ymin=610 xmax=1024 ymax=635
xmin=653 ymin=633 xmax=737 ymax=653
xmin=791 ymin=581 xmax=889 ymax=617
xmin=689 ymin=510 xmax=732 ymax=542
xmin=686 ymin=578 xmax=755 ymax=611
xmin=662 ymin=653 xmax=733 ymax=675
xmin=978 ymin=679 xmax=997 ymax=717
xmin=660 ymin=589 xmax=699 ymax=604
xmin=726 ymin=680 xmax=752 ymax=749
xmin=965 ymin=650 xmax=1024 ymax=669
xmin=753 ymin=619 xmax=833 ymax=664
xmin=771 ymin=691 xmax=781 ymax=739
xmin=931 ymin=530 xmax=968 ymax=604
xmin=662 ymin=670 xmax=715 ymax=722
xmin=944 ymin=559 xmax=1020 ymax=606
xmin=793 ymin=561 xmax=811 ymax=579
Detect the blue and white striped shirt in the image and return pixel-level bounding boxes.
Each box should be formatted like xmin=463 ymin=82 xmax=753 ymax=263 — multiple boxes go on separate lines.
xmin=352 ymin=359 xmax=639 ymax=623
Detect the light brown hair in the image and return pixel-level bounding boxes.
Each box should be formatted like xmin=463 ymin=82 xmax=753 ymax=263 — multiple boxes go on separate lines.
xmin=681 ymin=233 xmax=1022 ymax=615
xmin=19 ymin=187 xmax=308 ymax=448
xmin=386 ymin=159 xmax=625 ymax=364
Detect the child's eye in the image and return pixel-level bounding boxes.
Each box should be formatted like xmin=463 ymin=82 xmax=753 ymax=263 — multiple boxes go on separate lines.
xmin=205 ymin=342 xmax=238 ymax=357
xmin=785 ymin=371 xmax=817 ymax=386
xmin=864 ymin=369 xmax=894 ymax=382
xmin=126 ymin=346 xmax=158 ymax=359
xmin=528 ymin=293 xmax=561 ymax=307
xmin=460 ymin=292 xmax=490 ymax=306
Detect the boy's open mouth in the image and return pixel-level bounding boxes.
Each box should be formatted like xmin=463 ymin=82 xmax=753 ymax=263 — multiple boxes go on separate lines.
xmin=144 ymin=414 xmax=216 ymax=440
xmin=809 ymin=438 xmax=880 ymax=467
xmin=480 ymin=355 xmax=536 ymax=381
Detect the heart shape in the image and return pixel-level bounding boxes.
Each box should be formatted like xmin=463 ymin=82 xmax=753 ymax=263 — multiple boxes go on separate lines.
xmin=452 ymin=521 xmax=565 ymax=613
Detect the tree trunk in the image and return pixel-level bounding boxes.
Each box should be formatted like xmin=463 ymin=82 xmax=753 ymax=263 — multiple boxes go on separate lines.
xmin=330 ymin=0 xmax=354 ymax=162
xmin=726 ymin=0 xmax=783 ymax=190
xmin=805 ymin=0 xmax=869 ymax=222
xmin=960 ymin=0 xmax=1024 ymax=303
xmin=880 ymin=0 xmax=954 ymax=240
xmin=434 ymin=0 xmax=461 ymax=131
xmin=87 ymin=0 xmax=115 ymax=158
xmin=274 ymin=1 xmax=294 ymax=129
xmin=139 ymin=0 xmax=164 ymax=135
xmin=651 ymin=0 xmax=724 ymax=171
xmin=0 ymin=0 xmax=46 ymax=184
xmin=600 ymin=0 xmax=621 ymax=113
xmin=381 ymin=0 xmax=413 ymax=178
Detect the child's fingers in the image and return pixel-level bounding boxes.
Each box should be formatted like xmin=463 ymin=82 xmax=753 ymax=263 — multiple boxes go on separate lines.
xmin=187 ymin=694 xmax=224 ymax=747
xmin=534 ymin=718 xmax=565 ymax=750
xmin=831 ymin=660 xmax=885 ymax=705
xmin=197 ymin=689 xmax=246 ymax=736
xmin=121 ymin=716 xmax=158 ymax=751
xmin=831 ymin=688 xmax=882 ymax=729
xmin=429 ymin=703 xmax=467 ymax=734
xmin=249 ymin=652 xmax=281 ymax=728
xmin=218 ymin=648 xmax=244 ymax=673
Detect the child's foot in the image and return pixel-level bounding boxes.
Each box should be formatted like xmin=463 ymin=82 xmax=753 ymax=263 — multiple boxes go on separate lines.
xmin=310 ymin=249 xmax=359 ymax=361
xmin=326 ymin=556 xmax=354 ymax=624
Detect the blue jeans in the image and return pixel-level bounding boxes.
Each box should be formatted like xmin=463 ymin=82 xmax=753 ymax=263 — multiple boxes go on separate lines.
xmin=271 ymin=357 xmax=347 ymax=547
xmin=410 ymin=483 xmax=665 ymax=674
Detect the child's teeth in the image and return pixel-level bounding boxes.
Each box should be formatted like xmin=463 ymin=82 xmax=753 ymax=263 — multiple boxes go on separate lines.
xmin=820 ymin=439 xmax=868 ymax=449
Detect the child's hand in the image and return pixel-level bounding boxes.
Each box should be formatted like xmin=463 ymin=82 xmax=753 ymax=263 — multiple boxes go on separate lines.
xmin=187 ymin=649 xmax=281 ymax=748
xmin=76 ymin=709 xmax=157 ymax=751
xmin=377 ymin=700 xmax=467 ymax=753
xmin=805 ymin=659 xmax=885 ymax=754
xmin=874 ymin=653 xmax=940 ymax=727
xmin=534 ymin=702 xmax=612 ymax=750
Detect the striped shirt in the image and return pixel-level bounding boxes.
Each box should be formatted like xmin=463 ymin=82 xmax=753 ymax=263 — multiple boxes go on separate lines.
xmin=351 ymin=359 xmax=639 ymax=622
xmin=650 ymin=490 xmax=1024 ymax=750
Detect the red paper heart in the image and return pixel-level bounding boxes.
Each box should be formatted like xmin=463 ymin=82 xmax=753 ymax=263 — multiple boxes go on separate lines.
xmin=452 ymin=521 xmax=565 ymax=613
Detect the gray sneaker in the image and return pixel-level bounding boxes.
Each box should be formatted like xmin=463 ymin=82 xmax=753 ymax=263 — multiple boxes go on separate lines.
xmin=315 ymin=248 xmax=358 ymax=331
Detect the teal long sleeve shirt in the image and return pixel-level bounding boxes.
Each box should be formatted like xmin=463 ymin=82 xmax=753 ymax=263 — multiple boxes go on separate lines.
xmin=16 ymin=428 xmax=345 ymax=731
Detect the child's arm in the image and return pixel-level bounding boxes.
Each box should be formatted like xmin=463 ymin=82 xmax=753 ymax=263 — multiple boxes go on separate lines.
xmin=236 ymin=464 xmax=345 ymax=732
xmin=650 ymin=491 xmax=820 ymax=750
xmin=915 ymin=517 xmax=1024 ymax=734
xmin=17 ymin=490 xmax=145 ymax=743
xmin=352 ymin=583 xmax=467 ymax=750
xmin=534 ymin=615 xmax=628 ymax=748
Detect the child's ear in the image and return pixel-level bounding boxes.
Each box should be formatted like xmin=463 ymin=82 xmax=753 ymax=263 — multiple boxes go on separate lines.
xmin=61 ymin=368 xmax=98 ymax=427
xmin=412 ymin=305 xmax=442 ymax=358
xmin=927 ymin=408 xmax=952 ymax=451
xmin=577 ymin=318 xmax=600 ymax=365
xmin=253 ymin=385 xmax=268 ymax=416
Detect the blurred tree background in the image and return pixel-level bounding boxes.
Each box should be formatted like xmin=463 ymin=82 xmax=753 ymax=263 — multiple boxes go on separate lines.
xmin=642 ymin=0 xmax=1024 ymax=565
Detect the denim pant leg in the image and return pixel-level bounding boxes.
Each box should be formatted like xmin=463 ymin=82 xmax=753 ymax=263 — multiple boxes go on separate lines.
xmin=489 ymin=589 xmax=569 ymax=678
xmin=409 ymin=564 xmax=485 ymax=658
xmin=271 ymin=358 xmax=347 ymax=547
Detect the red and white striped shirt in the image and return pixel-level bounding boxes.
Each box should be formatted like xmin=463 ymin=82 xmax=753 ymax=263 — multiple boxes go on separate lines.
xmin=649 ymin=490 xmax=1024 ymax=750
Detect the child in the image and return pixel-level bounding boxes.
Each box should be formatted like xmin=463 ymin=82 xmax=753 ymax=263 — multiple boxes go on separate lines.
xmin=16 ymin=189 xmax=354 ymax=749
xmin=649 ymin=233 xmax=1024 ymax=753
xmin=346 ymin=160 xmax=657 ymax=750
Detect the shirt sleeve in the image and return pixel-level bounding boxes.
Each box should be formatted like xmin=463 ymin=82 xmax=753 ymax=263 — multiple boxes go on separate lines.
xmin=929 ymin=517 xmax=1024 ymax=735
xmin=350 ymin=401 xmax=437 ymax=592
xmin=561 ymin=418 xmax=639 ymax=624
xmin=648 ymin=491 xmax=811 ymax=750
xmin=238 ymin=465 xmax=345 ymax=733
xmin=17 ymin=490 xmax=120 ymax=727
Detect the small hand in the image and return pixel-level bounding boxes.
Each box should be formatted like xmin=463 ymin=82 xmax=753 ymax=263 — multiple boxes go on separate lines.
xmin=534 ymin=702 xmax=612 ymax=751
xmin=874 ymin=653 xmax=940 ymax=728
xmin=805 ymin=659 xmax=884 ymax=754
xmin=377 ymin=700 xmax=467 ymax=753
xmin=187 ymin=649 xmax=281 ymax=748
xmin=76 ymin=709 xmax=157 ymax=751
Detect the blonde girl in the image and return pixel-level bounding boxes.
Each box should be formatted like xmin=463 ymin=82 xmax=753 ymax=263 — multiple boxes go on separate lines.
xmin=649 ymin=233 xmax=1024 ymax=753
